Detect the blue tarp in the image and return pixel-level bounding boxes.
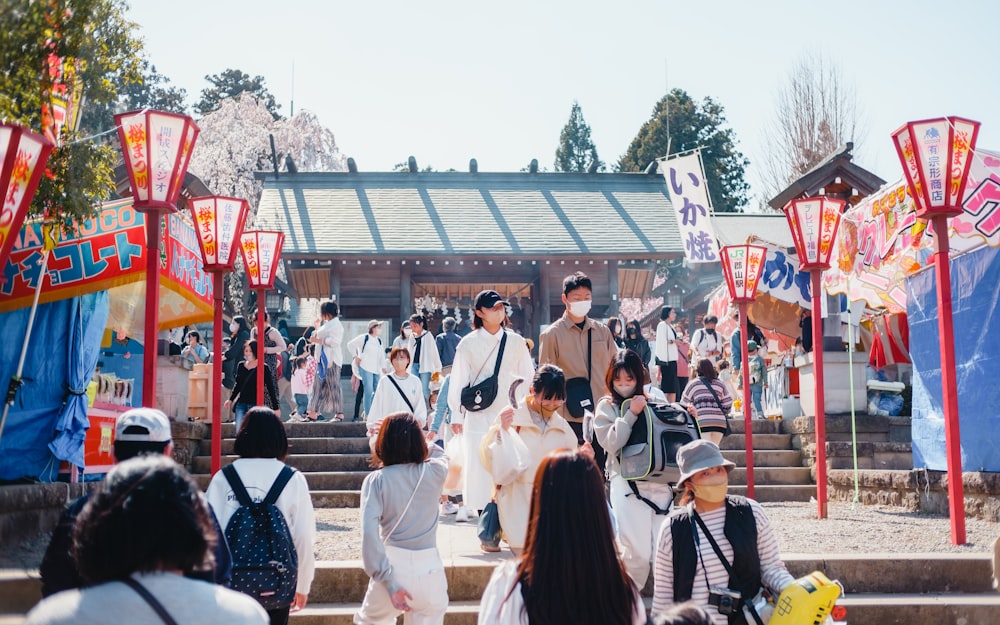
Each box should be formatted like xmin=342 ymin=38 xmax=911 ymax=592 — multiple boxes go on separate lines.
xmin=0 ymin=292 xmax=109 ymax=482
xmin=908 ymin=244 xmax=1000 ymax=471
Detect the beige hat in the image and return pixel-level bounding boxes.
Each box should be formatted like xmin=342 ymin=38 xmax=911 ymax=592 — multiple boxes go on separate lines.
xmin=367 ymin=319 xmax=383 ymax=330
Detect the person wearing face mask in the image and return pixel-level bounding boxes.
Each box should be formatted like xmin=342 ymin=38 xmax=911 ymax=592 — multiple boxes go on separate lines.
xmin=655 ymin=306 xmax=681 ymax=402
xmin=690 ymin=316 xmax=723 ymax=362
xmin=623 ymin=320 xmax=652 ymax=367
xmin=538 ymin=272 xmax=617 ymax=472
xmin=594 ymin=350 xmax=670 ymax=589
xmin=223 ymin=315 xmax=252 ymax=391
xmin=651 ymin=440 xmax=794 ymax=625
xmin=479 ymin=364 xmax=589 ymax=555
xmin=607 ymin=317 xmax=626 ymax=350
xmin=392 ymin=320 xmax=412 ymax=351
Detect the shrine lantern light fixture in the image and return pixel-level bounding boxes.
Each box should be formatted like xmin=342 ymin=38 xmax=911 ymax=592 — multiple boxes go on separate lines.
xmin=784 ymin=196 xmax=845 ymax=271
xmin=240 ymin=230 xmax=285 ymax=289
xmin=892 ymin=116 xmax=980 ymax=219
xmin=114 ymin=109 xmax=199 ymax=213
xmin=0 ymin=124 xmax=54 ymax=265
xmin=720 ymin=244 xmax=767 ymax=302
xmin=189 ymin=196 xmax=250 ymax=271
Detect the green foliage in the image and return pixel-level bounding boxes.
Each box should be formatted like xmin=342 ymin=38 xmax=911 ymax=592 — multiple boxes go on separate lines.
xmin=0 ymin=0 xmax=144 ymax=225
xmin=554 ymin=101 xmax=604 ymax=173
xmin=195 ymin=69 xmax=281 ymax=120
xmin=618 ymin=89 xmax=750 ymax=213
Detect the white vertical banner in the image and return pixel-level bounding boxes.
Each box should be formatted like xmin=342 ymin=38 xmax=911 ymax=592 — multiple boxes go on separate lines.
xmin=661 ymin=152 xmax=720 ymax=263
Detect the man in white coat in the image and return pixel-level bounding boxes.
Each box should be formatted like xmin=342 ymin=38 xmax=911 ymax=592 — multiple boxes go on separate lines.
xmin=448 ymin=290 xmax=534 ymax=549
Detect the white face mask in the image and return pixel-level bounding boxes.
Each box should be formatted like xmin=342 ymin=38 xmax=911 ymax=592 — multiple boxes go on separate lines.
xmin=614 ymin=384 xmax=637 ymax=398
xmin=568 ymin=300 xmax=592 ymax=318
xmin=403 ymin=329 xmax=412 ymax=338
xmin=229 ymin=321 xmax=239 ymax=333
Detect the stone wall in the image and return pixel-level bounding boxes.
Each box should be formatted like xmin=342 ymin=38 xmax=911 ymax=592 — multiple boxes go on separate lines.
xmin=787 ymin=414 xmax=913 ymax=470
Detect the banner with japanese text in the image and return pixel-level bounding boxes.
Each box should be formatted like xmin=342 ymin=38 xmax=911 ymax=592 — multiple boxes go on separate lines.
xmin=661 ymin=152 xmax=720 ymax=263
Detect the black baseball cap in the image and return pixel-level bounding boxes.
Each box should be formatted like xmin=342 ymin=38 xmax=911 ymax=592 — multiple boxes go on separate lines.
xmin=474 ymin=289 xmax=507 ymax=310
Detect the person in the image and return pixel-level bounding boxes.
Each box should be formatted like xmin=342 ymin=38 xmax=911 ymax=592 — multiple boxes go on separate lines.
xmin=249 ymin=311 xmax=288 ymax=399
xmin=227 ymin=316 xmax=252 ymax=377
xmin=538 ymin=272 xmax=617 ymax=471
xmin=594 ymin=349 xmax=671 ymax=589
xmin=225 ymin=340 xmax=279 ymax=429
xmin=348 ymin=320 xmax=387 ymax=418
xmin=608 ymin=317 xmax=626 ymax=350
xmin=730 ymin=311 xmax=765 ymax=375
xmin=435 ymin=316 xmax=461 ymax=376
xmin=654 ymin=306 xmax=680 ymax=402
xmin=356 ymin=411 xmax=449 ymax=625
xmin=744 ymin=341 xmax=767 ymax=419
xmin=479 ymin=364 xmax=584 ymax=555
xmin=448 ymin=290 xmax=534 ymax=535
xmin=392 ymin=320 xmax=411 ymax=350
xmin=477 ymin=449 xmax=645 ymax=625
xmin=681 ymin=359 xmax=733 ymax=447
xmin=690 ymin=316 xmax=723 ymax=362
xmin=368 ymin=346 xmax=428 ymax=433
xmin=307 ymin=300 xmax=344 ymax=421
xmin=623 ymin=320 xmax=652 ymax=367
xmin=220 ymin=337 xmax=234 ymax=387
xmin=428 ymin=374 xmax=467 ymax=520
xmin=180 ymin=330 xmax=210 ymax=367
xmin=206 ymin=408 xmax=316 ymax=625
xmin=39 ymin=408 xmax=232 ymax=597
xmin=406 ymin=314 xmax=442 ymax=410
xmin=27 ymin=455 xmax=268 ymax=625
xmin=676 ymin=334 xmax=691 ymax=395
xmin=651 ymin=440 xmax=795 ymax=624
xmin=799 ymin=308 xmax=813 ymax=353
xmin=290 ymin=355 xmax=311 ymax=421
xmin=716 ymin=361 xmax=738 ymax=411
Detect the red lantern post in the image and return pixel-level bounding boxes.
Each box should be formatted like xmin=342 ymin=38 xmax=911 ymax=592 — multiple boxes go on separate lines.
xmin=784 ymin=196 xmax=844 ymax=519
xmin=892 ymin=116 xmax=981 ymax=545
xmin=189 ymin=196 xmax=249 ymax=475
xmin=239 ymin=231 xmax=285 ymax=406
xmin=719 ymin=244 xmax=767 ymax=499
xmin=115 ymin=110 xmax=199 ymax=408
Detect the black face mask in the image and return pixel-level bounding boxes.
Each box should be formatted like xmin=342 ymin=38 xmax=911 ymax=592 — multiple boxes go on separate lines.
xmin=705 ymin=328 xmax=716 ymax=336
xmin=627 ymin=330 xmax=637 ymax=337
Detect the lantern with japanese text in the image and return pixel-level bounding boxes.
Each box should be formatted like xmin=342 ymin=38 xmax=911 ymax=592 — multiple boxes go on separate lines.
xmin=892 ymin=116 xmax=981 ymax=545
xmin=0 ymin=124 xmax=54 ymax=267
xmin=719 ymin=243 xmax=767 ymax=498
xmin=114 ymin=109 xmax=200 ymax=409
xmin=189 ymin=196 xmax=249 ymax=475
xmin=240 ymin=231 xmax=285 ymax=405
xmin=784 ymin=196 xmax=844 ymax=271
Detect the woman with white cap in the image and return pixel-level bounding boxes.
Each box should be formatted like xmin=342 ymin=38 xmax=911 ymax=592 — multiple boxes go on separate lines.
xmin=651 ymin=440 xmax=793 ymax=625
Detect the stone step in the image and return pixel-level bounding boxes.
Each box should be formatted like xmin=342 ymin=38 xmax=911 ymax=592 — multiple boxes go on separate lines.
xmin=191 ymin=454 xmax=373 ymax=474
xmin=729 ymin=467 xmax=813 ymax=486
xmin=211 ymin=421 xmax=368 ymax=439
xmin=723 ymin=419 xmax=786 ymax=435
xmin=726 ymin=485 xmax=817 ymax=502
xmin=722 ymin=450 xmax=803 ymax=468
xmin=217 ymin=437 xmax=371 ymax=455
xmin=720 ymin=433 xmax=793 ymax=451
xmin=310 ymin=490 xmax=361 ymax=508
xmin=288 ymin=601 xmax=479 ymax=625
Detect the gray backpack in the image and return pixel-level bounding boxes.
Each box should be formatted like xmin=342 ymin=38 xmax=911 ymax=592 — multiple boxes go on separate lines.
xmin=617 ymin=399 xmax=700 ymax=484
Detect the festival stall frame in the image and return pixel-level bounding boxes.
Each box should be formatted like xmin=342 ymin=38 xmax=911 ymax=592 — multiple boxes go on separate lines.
xmin=0 ymin=198 xmax=214 ymax=481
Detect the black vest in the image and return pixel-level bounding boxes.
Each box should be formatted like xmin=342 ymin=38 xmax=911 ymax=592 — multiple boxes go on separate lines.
xmin=670 ymin=495 xmax=760 ymax=625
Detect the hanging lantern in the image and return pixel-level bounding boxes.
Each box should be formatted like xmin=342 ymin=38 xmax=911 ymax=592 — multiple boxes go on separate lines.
xmin=892 ymin=116 xmax=980 ymax=218
xmin=0 ymin=124 xmax=54 ymax=265
xmin=240 ymin=230 xmax=285 ymax=289
xmin=188 ymin=196 xmax=250 ymax=271
xmin=720 ymin=244 xmax=767 ymax=302
xmin=784 ymin=196 xmax=845 ymax=271
xmin=114 ymin=109 xmax=199 ymax=213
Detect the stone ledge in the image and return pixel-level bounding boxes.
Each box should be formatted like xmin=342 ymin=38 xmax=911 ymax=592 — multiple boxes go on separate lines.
xmin=829 ymin=469 xmax=1000 ymax=521
xmin=0 ymin=483 xmax=96 ymax=545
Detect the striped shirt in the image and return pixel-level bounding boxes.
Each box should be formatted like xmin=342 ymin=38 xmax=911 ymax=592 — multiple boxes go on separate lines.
xmin=681 ymin=377 xmax=733 ymax=431
xmin=651 ymin=500 xmax=794 ymax=624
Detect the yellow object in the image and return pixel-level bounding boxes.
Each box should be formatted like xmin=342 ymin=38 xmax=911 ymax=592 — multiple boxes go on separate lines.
xmin=769 ymin=571 xmax=843 ymax=625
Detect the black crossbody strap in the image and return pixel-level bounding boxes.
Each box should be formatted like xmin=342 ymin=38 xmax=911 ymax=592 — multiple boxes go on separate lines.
xmin=586 ymin=329 xmax=592 ymax=382
xmin=123 ymin=578 xmax=180 ymax=625
xmin=491 ymin=332 xmax=508 ymax=377
xmin=701 ymin=378 xmax=728 ymax=415
xmin=692 ymin=510 xmax=766 ymax=625
xmin=387 ymin=375 xmax=416 ymax=413
xmin=222 ymin=464 xmax=254 ymax=507
xmin=627 ymin=479 xmax=671 ymax=515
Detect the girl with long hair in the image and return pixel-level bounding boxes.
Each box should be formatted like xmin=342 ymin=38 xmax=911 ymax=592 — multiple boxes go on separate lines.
xmin=224 ymin=340 xmax=280 ymax=429
xmin=478 ymin=449 xmax=644 ymax=625
xmin=623 ymin=320 xmax=652 ymax=367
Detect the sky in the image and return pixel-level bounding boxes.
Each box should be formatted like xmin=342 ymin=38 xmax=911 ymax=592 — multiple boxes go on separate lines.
xmin=127 ymin=0 xmax=1000 ymax=209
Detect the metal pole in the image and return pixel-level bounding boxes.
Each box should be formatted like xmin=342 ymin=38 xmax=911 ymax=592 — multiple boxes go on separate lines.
xmin=211 ymin=271 xmax=223 ymax=475
xmin=0 ymin=250 xmax=51 ymax=446
xmin=739 ymin=301 xmax=754 ymax=498
xmin=142 ymin=212 xmax=161 ymax=408
xmin=932 ymin=214 xmax=966 ymax=544
xmin=811 ymin=271 xmax=828 ymax=519
xmin=256 ymin=293 xmax=266 ymax=406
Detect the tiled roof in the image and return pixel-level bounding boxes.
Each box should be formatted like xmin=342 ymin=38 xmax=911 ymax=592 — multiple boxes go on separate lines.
xmin=255 ymin=171 xmax=682 ymax=258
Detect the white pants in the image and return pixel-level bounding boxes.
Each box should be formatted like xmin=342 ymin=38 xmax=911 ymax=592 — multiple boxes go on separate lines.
xmin=461 ymin=411 xmax=495 ymax=512
xmin=354 ymin=546 xmax=448 ymax=625
xmin=609 ymin=475 xmax=673 ymax=589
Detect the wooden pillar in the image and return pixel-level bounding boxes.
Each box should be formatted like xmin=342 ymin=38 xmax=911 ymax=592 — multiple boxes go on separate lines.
xmin=538 ymin=262 xmax=551 ymax=330
xmin=607 ymin=261 xmax=620 ymax=317
xmin=329 ymin=266 xmax=341 ymax=304
xmin=400 ymin=263 xmax=412 ymax=323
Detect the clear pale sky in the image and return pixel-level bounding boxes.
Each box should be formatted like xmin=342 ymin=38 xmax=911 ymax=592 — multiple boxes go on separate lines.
xmin=128 ymin=0 xmax=1000 ymax=208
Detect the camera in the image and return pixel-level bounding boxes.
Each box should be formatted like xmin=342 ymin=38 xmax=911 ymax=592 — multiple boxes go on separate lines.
xmin=708 ymin=587 xmax=742 ymax=615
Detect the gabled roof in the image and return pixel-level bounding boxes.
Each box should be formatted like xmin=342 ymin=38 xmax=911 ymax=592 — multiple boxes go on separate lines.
xmin=767 ymin=143 xmax=886 ymax=211
xmin=255 ymin=171 xmax=683 ymax=258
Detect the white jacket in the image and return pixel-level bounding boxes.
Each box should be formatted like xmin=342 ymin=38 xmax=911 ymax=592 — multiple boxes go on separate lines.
xmin=406 ymin=331 xmax=442 ymax=376
xmin=347 ymin=332 xmax=385 ymax=374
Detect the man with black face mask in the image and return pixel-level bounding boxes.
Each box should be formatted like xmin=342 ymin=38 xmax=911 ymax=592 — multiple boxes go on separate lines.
xmin=690 ymin=316 xmax=723 ymax=362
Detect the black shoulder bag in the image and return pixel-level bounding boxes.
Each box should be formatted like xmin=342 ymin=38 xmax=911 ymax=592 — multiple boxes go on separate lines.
xmin=460 ymin=332 xmax=507 ymax=412
xmin=701 ymin=378 xmax=732 ymax=437
xmin=387 ymin=375 xmax=416 ymax=413
xmin=565 ymin=329 xmax=593 ymax=420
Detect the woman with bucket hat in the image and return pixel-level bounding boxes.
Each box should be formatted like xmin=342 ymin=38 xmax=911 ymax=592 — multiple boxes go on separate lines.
xmin=651 ymin=440 xmax=793 ymax=625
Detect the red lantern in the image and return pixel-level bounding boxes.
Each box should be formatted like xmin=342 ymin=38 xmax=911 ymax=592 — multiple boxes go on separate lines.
xmin=114 ymin=109 xmax=199 ymax=213
xmin=189 ymin=196 xmax=250 ymax=271
xmin=0 ymin=124 xmax=54 ymax=265
xmin=784 ymin=196 xmax=845 ymax=271
xmin=240 ymin=230 xmax=285 ymax=289
xmin=892 ymin=117 xmax=980 ymax=218
xmin=720 ymin=244 xmax=767 ymax=302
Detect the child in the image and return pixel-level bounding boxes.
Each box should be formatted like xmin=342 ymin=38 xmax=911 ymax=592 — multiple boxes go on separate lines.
xmin=290 ymin=355 xmax=311 ymax=421
xmin=747 ymin=341 xmax=767 ymax=418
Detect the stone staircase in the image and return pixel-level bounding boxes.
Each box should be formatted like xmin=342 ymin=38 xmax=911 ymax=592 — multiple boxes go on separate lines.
xmin=721 ymin=418 xmax=816 ymax=502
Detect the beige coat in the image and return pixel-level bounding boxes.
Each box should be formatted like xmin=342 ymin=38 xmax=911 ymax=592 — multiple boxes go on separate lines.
xmin=479 ymin=402 xmax=577 ymax=549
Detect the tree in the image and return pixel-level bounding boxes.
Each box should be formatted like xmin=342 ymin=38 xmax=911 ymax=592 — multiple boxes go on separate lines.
xmin=195 ymin=69 xmax=281 ymax=120
xmin=79 ymin=59 xmax=187 ymax=143
xmin=618 ymin=88 xmax=750 ymax=213
xmin=554 ymin=101 xmax=604 ymax=172
xmin=759 ymin=52 xmax=864 ymax=203
xmin=0 ymin=0 xmax=144 ymax=224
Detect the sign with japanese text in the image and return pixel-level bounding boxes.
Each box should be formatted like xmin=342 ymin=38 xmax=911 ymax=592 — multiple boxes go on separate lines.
xmin=41 ymin=54 xmax=84 ymax=145
xmin=0 ymin=199 xmax=212 ymax=330
xmin=240 ymin=230 xmax=284 ymax=289
xmin=114 ymin=110 xmax=199 ymax=213
xmin=189 ymin=196 xmax=249 ymax=270
xmin=720 ymin=244 xmax=766 ymax=301
xmin=662 ymin=152 xmax=720 ymax=263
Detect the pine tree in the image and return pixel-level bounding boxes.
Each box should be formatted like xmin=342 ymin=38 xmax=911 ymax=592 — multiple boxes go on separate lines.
xmin=195 ymin=69 xmax=281 ymax=120
xmin=554 ymin=101 xmax=604 ymax=173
